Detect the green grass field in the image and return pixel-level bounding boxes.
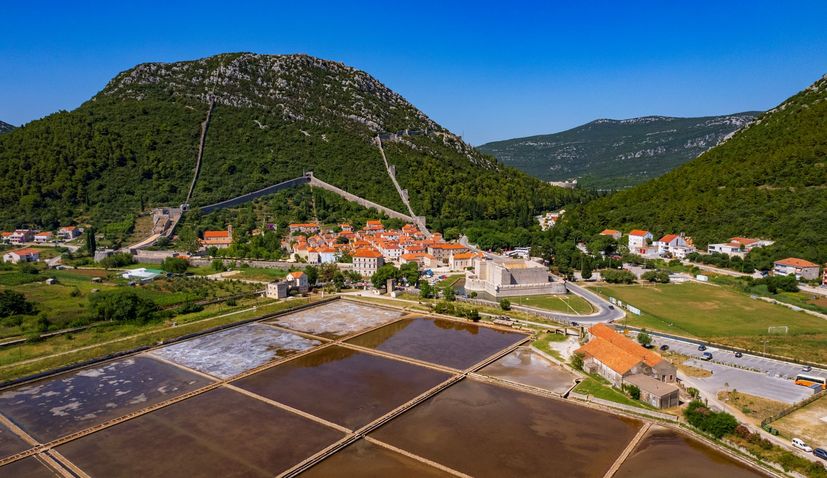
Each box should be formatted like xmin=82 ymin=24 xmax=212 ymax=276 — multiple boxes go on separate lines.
xmin=590 ymin=282 xmax=827 ymax=363
xmin=233 ymin=267 xmax=288 ymax=281
xmin=573 ymin=375 xmax=654 ymax=410
xmin=510 ymin=294 xmax=594 ymax=315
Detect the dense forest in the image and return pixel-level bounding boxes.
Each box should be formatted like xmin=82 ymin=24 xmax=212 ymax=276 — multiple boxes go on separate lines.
xmin=478 ymin=113 xmax=758 ymax=189
xmin=0 ymin=53 xmax=579 ymax=244
xmin=558 ymin=74 xmax=827 ymax=264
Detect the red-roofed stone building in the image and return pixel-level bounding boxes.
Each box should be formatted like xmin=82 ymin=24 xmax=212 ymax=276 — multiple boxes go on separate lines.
xmin=576 ymin=324 xmax=678 ymax=408
xmin=3 ymin=248 xmax=40 ymax=264
xmin=353 ymin=248 xmax=385 ymax=277
xmin=774 ymin=258 xmax=820 ymax=281
xmin=627 ymin=230 xmax=653 ymax=253
xmin=200 ymin=226 xmax=233 ymax=248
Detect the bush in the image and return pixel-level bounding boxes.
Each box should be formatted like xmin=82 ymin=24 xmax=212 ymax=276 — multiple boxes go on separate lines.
xmin=499 ymin=299 xmax=511 ymax=311
xmin=0 ymin=290 xmax=35 ymax=317
xmin=570 ymin=352 xmax=584 ymax=370
xmin=641 ymin=270 xmax=670 ymax=283
xmin=100 ymin=252 xmax=134 ymax=269
xmin=225 ymin=298 xmax=237 ymax=307
xmin=602 ymin=269 xmax=637 ymax=284
xmin=624 ymin=384 xmax=641 ymax=400
xmin=161 ymin=257 xmax=189 ymax=274
xmin=636 ymin=331 xmax=652 ymax=346
xmin=88 ymin=290 xmax=158 ymax=324
xmin=684 ymin=400 xmax=739 ymax=438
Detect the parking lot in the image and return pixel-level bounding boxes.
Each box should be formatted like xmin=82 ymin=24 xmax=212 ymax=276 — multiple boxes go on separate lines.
xmin=649 ymin=335 xmax=824 ymax=404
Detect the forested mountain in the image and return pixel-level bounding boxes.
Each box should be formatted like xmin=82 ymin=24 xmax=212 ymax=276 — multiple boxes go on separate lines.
xmin=478 ymin=113 xmax=757 ymax=189
xmin=0 ymin=121 xmax=14 ymax=134
xmin=0 ymin=53 xmax=580 ymax=240
xmin=564 ymin=74 xmax=827 ymax=264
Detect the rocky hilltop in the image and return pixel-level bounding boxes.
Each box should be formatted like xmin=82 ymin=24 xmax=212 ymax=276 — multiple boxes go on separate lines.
xmin=0 ymin=53 xmax=577 ymax=237
xmin=478 ymin=112 xmax=758 ymax=189
xmin=0 ymin=120 xmax=14 ymax=134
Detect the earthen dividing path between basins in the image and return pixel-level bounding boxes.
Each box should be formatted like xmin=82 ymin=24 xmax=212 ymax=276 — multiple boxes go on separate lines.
xmin=0 ymin=302 xmax=528 ymax=474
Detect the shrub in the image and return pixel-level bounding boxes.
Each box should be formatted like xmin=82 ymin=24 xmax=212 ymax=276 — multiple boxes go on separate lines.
xmin=602 ymin=269 xmax=636 ymax=284
xmin=570 ymin=352 xmax=584 ymax=370
xmin=625 ymin=384 xmax=641 ymax=400
xmin=684 ymin=400 xmax=738 ymax=438
xmin=0 ymin=290 xmax=35 ymax=317
xmin=641 ymin=270 xmax=670 ymax=283
xmin=499 ymin=299 xmax=511 ymax=311
xmin=161 ymin=257 xmax=190 ymax=274
xmin=88 ymin=290 xmax=158 ymax=324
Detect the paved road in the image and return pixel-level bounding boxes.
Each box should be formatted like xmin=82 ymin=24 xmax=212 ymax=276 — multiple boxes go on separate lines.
xmin=564 ymin=282 xmax=625 ymax=323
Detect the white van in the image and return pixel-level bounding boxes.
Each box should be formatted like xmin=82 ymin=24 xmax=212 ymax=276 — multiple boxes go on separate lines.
xmin=792 ymin=438 xmax=812 ymax=453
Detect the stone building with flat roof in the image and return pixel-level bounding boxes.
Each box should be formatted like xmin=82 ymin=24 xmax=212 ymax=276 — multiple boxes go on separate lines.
xmin=464 ymin=257 xmax=565 ymax=298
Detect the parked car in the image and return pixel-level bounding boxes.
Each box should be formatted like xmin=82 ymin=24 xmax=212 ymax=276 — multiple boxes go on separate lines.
xmin=814 ymin=448 xmax=827 ymax=461
xmin=792 ymin=438 xmax=813 ymax=453
xmin=608 ymin=305 xmax=615 ymax=310
xmin=701 ymin=352 xmax=713 ymax=361
xmin=660 ymin=344 xmax=670 ymax=351
xmin=698 ymin=344 xmax=707 ymax=351
xmin=734 ymin=351 xmax=743 ymax=358
xmin=643 ymin=343 xmax=654 ymax=349
xmin=802 ymin=365 xmax=813 ymax=372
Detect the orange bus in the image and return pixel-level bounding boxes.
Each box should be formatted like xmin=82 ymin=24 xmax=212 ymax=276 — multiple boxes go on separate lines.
xmin=795 ymin=374 xmax=826 ymax=390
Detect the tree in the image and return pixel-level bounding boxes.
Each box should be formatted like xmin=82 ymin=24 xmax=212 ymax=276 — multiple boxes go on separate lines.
xmin=88 ymin=290 xmax=158 ymax=324
xmin=161 ymin=257 xmax=189 ymax=274
xmin=332 ymin=270 xmax=345 ymax=291
xmin=625 ymin=384 xmax=641 ymax=400
xmin=100 ymin=252 xmax=134 ymax=269
xmin=499 ymin=299 xmax=511 ymax=310
xmin=637 ymin=331 xmax=652 ymax=347
xmin=211 ymin=259 xmax=226 ymax=272
xmin=581 ymin=258 xmax=593 ymax=280
xmin=0 ymin=290 xmax=35 ymax=317
xmin=304 ymin=265 xmax=319 ymax=286
xmin=36 ymin=313 xmax=51 ymax=333
xmin=419 ymin=281 xmax=434 ymax=299
xmin=442 ymin=285 xmax=456 ymax=302
xmin=371 ymin=264 xmax=399 ymax=290
xmin=602 ymin=269 xmax=636 ymax=284
xmin=85 ymin=227 xmax=96 ymax=255
xmin=641 ymin=270 xmax=670 ymax=283
xmin=570 ymin=352 xmax=584 ymax=370
xmin=467 ymin=309 xmax=481 ymax=322
xmin=684 ymin=400 xmax=739 ymax=439
xmin=399 ymin=262 xmax=420 ymax=286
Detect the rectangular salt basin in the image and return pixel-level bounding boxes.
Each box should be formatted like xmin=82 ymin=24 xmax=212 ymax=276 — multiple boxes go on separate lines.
xmin=233 ymin=345 xmax=451 ymax=430
xmin=370 ymin=379 xmax=642 ymax=478
xmin=300 ymin=439 xmax=452 ymax=477
xmin=57 ymin=387 xmax=345 ymax=477
xmin=346 ymin=317 xmax=527 ymax=369
xmin=614 ymin=426 xmax=770 ymax=478
xmin=0 ymin=356 xmax=212 ymax=442
xmin=479 ymin=346 xmax=577 ymax=394
xmin=151 ymin=323 xmax=321 ymax=379
xmin=0 ymin=421 xmax=30 ymax=460
xmin=0 ymin=456 xmax=60 ymax=477
xmin=266 ymin=301 xmax=403 ymax=338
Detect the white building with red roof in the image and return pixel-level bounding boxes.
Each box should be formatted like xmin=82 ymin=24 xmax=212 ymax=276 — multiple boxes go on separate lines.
xmin=773 ymin=257 xmax=820 ymax=281
xmin=3 ymin=248 xmax=40 ymax=264
xmin=200 ymin=225 xmax=233 ymax=248
xmin=627 ymin=230 xmax=653 ymax=253
xmin=353 ymin=248 xmax=385 ymax=277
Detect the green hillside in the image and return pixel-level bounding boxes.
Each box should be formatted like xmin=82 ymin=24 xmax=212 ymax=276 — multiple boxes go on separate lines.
xmin=478 ymin=113 xmax=757 ymax=189
xmin=568 ymin=74 xmax=827 ymax=264
xmin=0 ymin=53 xmax=579 ymax=238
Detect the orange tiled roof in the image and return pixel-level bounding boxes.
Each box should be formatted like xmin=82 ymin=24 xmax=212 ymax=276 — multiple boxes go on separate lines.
xmin=430 ymin=243 xmax=467 ymax=250
xmin=730 ymin=237 xmax=758 ymax=246
xmin=353 ymin=248 xmax=383 ymax=258
xmin=628 ymin=229 xmax=650 ymax=237
xmin=576 ymin=323 xmax=664 ymax=375
xmin=600 ymin=229 xmax=621 ymax=235
xmin=775 ymin=257 xmax=818 ymax=268
xmin=658 ymin=234 xmax=679 ymax=243
xmin=10 ymin=248 xmax=40 ymax=256
xmin=288 ymin=271 xmax=305 ymax=278
xmin=203 ymin=230 xmax=230 ymax=239
xmin=451 ymin=252 xmax=475 ymax=260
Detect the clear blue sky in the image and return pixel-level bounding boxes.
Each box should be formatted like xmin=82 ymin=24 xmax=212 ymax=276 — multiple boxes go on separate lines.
xmin=2 ymin=1 xmax=826 ymax=144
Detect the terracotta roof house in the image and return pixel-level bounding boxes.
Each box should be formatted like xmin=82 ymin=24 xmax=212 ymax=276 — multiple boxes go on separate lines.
xmin=599 ymin=229 xmax=622 ymax=240
xmin=3 ymin=248 xmax=40 ymax=264
xmin=576 ymin=324 xmax=677 ymax=407
xmin=200 ymin=226 xmax=234 ymax=248
xmin=353 ymin=248 xmax=385 ymax=277
xmin=627 ymin=230 xmax=653 ymax=254
xmin=774 ymin=257 xmax=820 ymax=281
